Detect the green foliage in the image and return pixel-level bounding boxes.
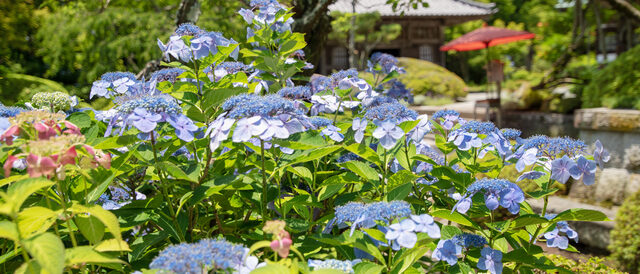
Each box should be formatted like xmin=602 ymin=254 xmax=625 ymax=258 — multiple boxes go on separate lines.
xmin=546 ymin=254 xmax=624 ymax=274
xmin=583 ymin=44 xmax=640 ymax=110
xmin=396 ymin=57 xmax=466 ymax=99
xmin=610 ymin=189 xmax=640 ymax=273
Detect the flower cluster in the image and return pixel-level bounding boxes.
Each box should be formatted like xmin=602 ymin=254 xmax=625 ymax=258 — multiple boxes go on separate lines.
xmin=433 ymin=234 xmax=502 ymax=273
xmin=0 ymin=104 xmax=26 ymax=118
xmin=310 ymin=117 xmax=344 ymax=142
xmin=97 ymin=185 xmax=146 ymax=210
xmin=432 ymin=109 xmax=460 ymax=130
xmin=158 ymin=23 xmax=239 ymax=62
xmin=453 ymin=179 xmax=525 ymax=214
xmin=332 ymin=201 xmax=411 ymax=235
xmin=543 ymin=215 xmax=579 ymax=250
xmin=308 ymin=259 xmax=359 ymax=273
xmin=382 ymin=79 xmax=412 ymax=103
xmin=206 ymin=94 xmax=311 ymax=151
xmin=2 ymin=111 xmax=110 ymax=178
xmin=384 ymin=214 xmax=440 ymax=250
xmin=90 ymin=71 xmax=139 ymax=99
xmin=240 ymin=0 xmax=292 ymax=33
xmin=149 ymin=238 xmax=247 ymax=274
xmin=30 ymin=91 xmax=78 ymax=112
xmin=204 ymin=62 xmax=250 ymax=82
xmin=150 ymin=68 xmax=186 ymax=83
xmin=367 ymin=52 xmax=405 ymax=74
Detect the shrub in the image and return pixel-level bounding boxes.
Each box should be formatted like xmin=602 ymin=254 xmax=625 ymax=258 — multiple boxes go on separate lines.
xmin=583 ymin=44 xmax=640 ymax=110
xmin=396 ymin=57 xmax=467 ymax=99
xmin=545 ymin=254 xmax=624 ymax=274
xmin=610 ymin=189 xmax=640 ymax=273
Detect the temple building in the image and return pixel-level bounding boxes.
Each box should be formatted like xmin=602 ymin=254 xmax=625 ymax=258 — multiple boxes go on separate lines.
xmin=320 ymin=0 xmax=496 ymax=74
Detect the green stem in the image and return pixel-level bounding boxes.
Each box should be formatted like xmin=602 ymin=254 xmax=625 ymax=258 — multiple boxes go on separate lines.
xmin=382 ymin=148 xmax=388 ymax=195
xmin=260 ymin=140 xmax=269 ymax=223
xmin=150 ymin=134 xmax=185 ymax=241
xmin=55 ymin=181 xmax=77 ymax=247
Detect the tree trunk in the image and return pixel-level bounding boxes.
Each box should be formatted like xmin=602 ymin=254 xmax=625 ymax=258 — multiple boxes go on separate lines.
xmin=593 ymin=1 xmax=607 ymax=63
xmin=348 ymin=0 xmax=357 ymax=69
xmin=292 ymin=0 xmax=337 ymax=74
xmin=176 ymin=0 xmax=201 ymax=26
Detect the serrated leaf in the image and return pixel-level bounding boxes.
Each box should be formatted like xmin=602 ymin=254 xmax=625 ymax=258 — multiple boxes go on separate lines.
xmin=385 ymin=183 xmax=412 ymax=201
xmin=64 ymin=246 xmax=124 ymax=267
xmin=69 ymin=204 xmax=121 ymax=241
xmin=0 ymin=177 xmax=54 ymax=215
xmin=0 ymin=220 xmax=18 ymax=241
xmin=353 ymin=262 xmax=384 ymax=273
xmin=94 ymin=239 xmax=131 ymax=252
xmin=553 ymin=208 xmax=610 ymax=222
xmin=343 ymin=143 xmax=382 ymax=166
xmin=18 ymin=207 xmax=59 ymax=237
xmin=94 ymin=135 xmax=138 ymax=150
xmin=157 ymin=162 xmax=195 ymax=182
xmin=318 ymin=183 xmax=344 ymax=201
xmin=338 ymin=161 xmax=378 ymax=182
xmin=74 ymin=215 xmax=105 ymax=244
xmin=440 ymin=225 xmax=462 ymax=239
xmin=14 ymin=260 xmax=42 ymax=274
xmin=22 ymin=232 xmax=64 ymax=274
xmin=511 ymin=214 xmax=549 ymax=229
xmin=431 ymin=209 xmax=478 ymax=228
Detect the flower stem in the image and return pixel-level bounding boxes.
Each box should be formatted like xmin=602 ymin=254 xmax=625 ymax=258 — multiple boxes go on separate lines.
xmin=260 ymin=140 xmax=269 ymax=223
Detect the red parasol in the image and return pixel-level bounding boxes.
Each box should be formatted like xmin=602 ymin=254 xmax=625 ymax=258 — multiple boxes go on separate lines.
xmin=440 ymin=26 xmax=535 ymax=52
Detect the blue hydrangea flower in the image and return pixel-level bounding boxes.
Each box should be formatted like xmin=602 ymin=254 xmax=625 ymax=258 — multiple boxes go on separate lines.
xmin=452 ymin=233 xmax=487 ymax=249
xmin=362 ymin=96 xmax=398 ymax=109
xmin=168 ymin=114 xmax=199 ymax=142
xmin=149 ymin=238 xmax=246 ymax=273
xmin=151 ymin=68 xmax=186 ymax=83
xmin=453 ymin=179 xmax=524 ymax=214
xmin=364 ymin=102 xmax=417 ymax=123
xmin=203 ymin=62 xmax=249 ymax=82
xmin=97 ymin=185 xmax=146 ymax=210
xmin=501 ymin=128 xmax=521 ymax=140
xmin=410 ymin=214 xmax=440 ymax=238
xmin=372 ymin=120 xmax=405 ymax=149
xmin=449 ymin=132 xmax=482 ymax=151
xmin=332 ymin=201 xmax=411 ymax=235
xmin=516 ymin=170 xmax=546 ymax=182
xmin=367 ymin=52 xmax=404 ymax=74
xmin=432 ymin=239 xmax=461 ymax=266
xmin=90 ymin=71 xmax=139 ymax=99
xmin=158 ymin=24 xmax=238 ymax=62
xmin=593 ymin=140 xmax=610 ymax=169
xmin=308 ymin=259 xmax=358 ymax=273
xmin=550 ymin=155 xmax=579 ymax=184
xmin=310 ymin=75 xmax=332 ymax=94
xmin=432 ymin=110 xmax=460 ymax=130
xmin=385 ymin=219 xmax=417 ymax=250
xmin=278 ymin=86 xmax=313 ymax=100
xmin=383 ymin=79 xmax=413 ymax=103
xmin=522 ymin=136 xmax=586 ymax=159
xmin=514 ymin=147 xmax=538 ymax=172
xmin=408 ymin=115 xmax=430 ymax=143
xmin=352 ymin=117 xmax=367 ymax=143
xmin=543 ymin=218 xmax=578 ymax=250
xmin=477 ymin=247 xmax=503 ymax=274
xmin=459 ymin=120 xmax=497 ymax=135
xmin=337 ymin=153 xmax=360 ymax=163
xmin=569 ymin=155 xmax=597 ymax=185
xmin=0 ymin=105 xmax=26 ymax=117
xmin=129 ymin=108 xmax=162 ymax=133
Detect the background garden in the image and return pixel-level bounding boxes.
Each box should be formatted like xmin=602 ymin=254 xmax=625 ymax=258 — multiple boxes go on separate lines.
xmin=1 ymin=0 xmax=640 ymax=273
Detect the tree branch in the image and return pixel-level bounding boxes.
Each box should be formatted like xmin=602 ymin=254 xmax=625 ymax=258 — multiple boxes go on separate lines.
xmin=604 ymin=0 xmax=640 ymax=21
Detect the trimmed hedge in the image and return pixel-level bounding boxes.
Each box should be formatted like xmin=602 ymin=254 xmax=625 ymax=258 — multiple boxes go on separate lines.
xmin=610 ymin=189 xmax=640 ymax=273
xmin=583 ymin=44 xmax=640 ymax=110
xmin=397 ymin=57 xmax=467 ymax=99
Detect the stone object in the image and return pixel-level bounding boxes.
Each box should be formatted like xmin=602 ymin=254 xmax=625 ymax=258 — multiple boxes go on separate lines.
xmin=626 ymin=174 xmax=640 ymax=196
xmin=623 ymin=145 xmax=640 ymax=172
xmin=595 ymin=168 xmax=630 ymax=205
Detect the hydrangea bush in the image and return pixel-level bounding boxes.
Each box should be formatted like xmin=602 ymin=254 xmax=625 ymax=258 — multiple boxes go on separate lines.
xmin=0 ymin=1 xmax=612 ymax=273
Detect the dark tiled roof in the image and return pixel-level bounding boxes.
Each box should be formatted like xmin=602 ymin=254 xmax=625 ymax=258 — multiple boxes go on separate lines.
xmin=329 ymin=0 xmax=496 ymax=17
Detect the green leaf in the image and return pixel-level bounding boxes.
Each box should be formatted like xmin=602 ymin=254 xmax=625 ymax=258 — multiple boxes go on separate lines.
xmin=0 ymin=220 xmax=18 ymax=241
xmin=287 ymin=166 xmax=313 ymax=183
xmin=385 ymin=183 xmax=412 ymax=201
xmin=290 ymin=146 xmax=342 ymax=165
xmin=0 ymin=174 xmax=28 ymax=188
xmin=14 ymin=260 xmax=42 ymax=274
xmin=343 ymin=143 xmax=382 ymax=166
xmin=387 ymin=170 xmax=419 ymax=189
xmin=22 ymin=232 xmax=65 ymax=274
xmin=0 ymin=177 xmax=54 ymax=215
xmin=362 ymin=228 xmax=387 ymax=243
xmin=129 ymin=232 xmax=168 ymax=262
xmin=17 ymin=207 xmax=59 ymax=237
xmin=64 ymin=246 xmax=124 ymax=267
xmin=310 ymin=269 xmax=346 ymax=274
xmin=94 ymin=135 xmax=138 ymax=150
xmin=527 ymin=188 xmax=558 ymax=199
xmin=69 ymin=204 xmax=122 ymax=241
xmin=338 ymin=161 xmax=378 ymax=182
xmin=440 ymin=225 xmax=462 ymax=239
xmin=354 ymin=238 xmax=386 ymax=266
xmin=67 ymin=112 xmax=92 ymax=129
xmin=250 ymin=263 xmax=289 ymax=274
xmin=74 ymin=215 xmax=105 ymax=244
xmin=202 ymin=87 xmax=247 ymax=111
xmin=318 ymin=183 xmax=344 ymax=201
xmin=156 ymin=161 xmax=195 ymax=182
xmin=511 ymin=214 xmax=549 ymax=229
xmin=391 ymin=246 xmax=430 ymax=273
xmin=553 ymin=208 xmax=610 ymax=222
xmin=431 ymin=209 xmax=478 ymax=228
xmin=94 ymin=239 xmax=131 ymax=252
xmin=353 ymin=262 xmax=385 ymax=273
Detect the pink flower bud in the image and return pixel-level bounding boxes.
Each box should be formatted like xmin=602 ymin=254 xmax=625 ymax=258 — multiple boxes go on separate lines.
xmin=26 ymin=154 xmax=58 ymax=178
xmin=269 ymin=230 xmax=292 ymax=258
